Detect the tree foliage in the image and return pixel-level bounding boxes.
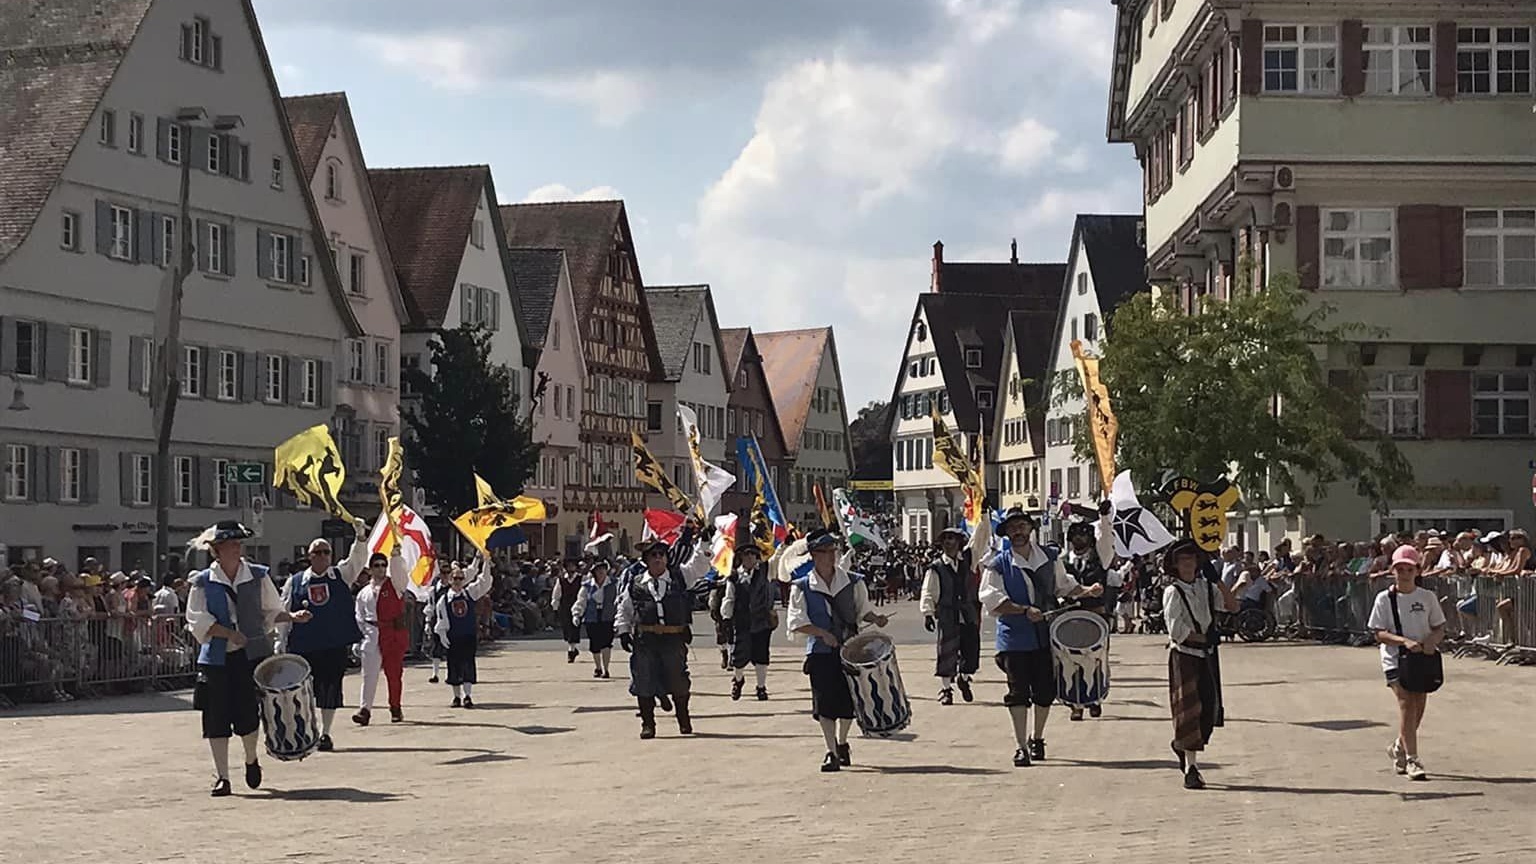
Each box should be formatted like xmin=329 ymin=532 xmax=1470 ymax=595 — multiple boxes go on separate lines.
xmin=402 ymin=323 xmax=541 ymax=516
xmin=848 ymin=400 xmax=892 ymax=479
xmin=1053 ymin=271 xmax=1413 ymax=511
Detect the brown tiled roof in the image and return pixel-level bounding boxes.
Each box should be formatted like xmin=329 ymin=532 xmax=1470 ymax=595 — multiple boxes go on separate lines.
xmin=755 ymin=327 xmax=849 ymax=458
xmin=368 ymin=166 xmax=486 ymax=328
xmin=0 ymin=0 xmax=154 ymax=262
xmin=279 ymin=92 xmax=342 ymax=181
xmin=645 ymin=285 xmax=710 ymax=382
xmin=719 ymin=327 xmax=749 ymax=381
xmin=507 ymin=248 xmax=564 ymax=348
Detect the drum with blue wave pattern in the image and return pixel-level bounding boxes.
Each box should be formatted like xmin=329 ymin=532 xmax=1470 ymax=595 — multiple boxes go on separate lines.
xmin=1050 ymin=610 xmax=1110 ymax=707
xmin=253 ymin=653 xmax=320 ymax=762
xmin=840 ymin=630 xmax=912 ymax=737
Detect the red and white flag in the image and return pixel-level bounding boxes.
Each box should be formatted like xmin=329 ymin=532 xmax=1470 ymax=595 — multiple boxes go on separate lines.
xmin=367 ymin=504 xmax=436 ymax=600
xmin=642 ymin=508 xmax=686 ymax=545
xmin=585 ymin=510 xmax=614 ymax=551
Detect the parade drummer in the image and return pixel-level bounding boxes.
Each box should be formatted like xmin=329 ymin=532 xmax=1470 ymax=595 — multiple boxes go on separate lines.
xmin=1163 ymin=537 xmax=1237 ymax=790
xmin=185 ymin=521 xmax=312 ymax=797
xmin=1062 ymin=502 xmax=1115 ymax=721
xmin=723 ymin=534 xmax=778 ymax=702
xmin=280 ymin=521 xmax=368 ymax=752
xmin=353 ymin=545 xmax=409 ymax=726
xmin=919 ymin=526 xmax=980 ymax=706
xmin=978 ymin=506 xmax=1103 ymax=768
xmin=615 ymin=525 xmax=712 ymax=740
xmin=786 ymin=528 xmax=889 ymax=773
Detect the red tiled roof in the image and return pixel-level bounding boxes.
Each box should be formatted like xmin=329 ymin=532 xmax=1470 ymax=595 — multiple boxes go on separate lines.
xmin=755 ymin=327 xmax=838 ymax=457
xmin=279 ymin=92 xmax=342 ymax=181
xmin=368 ymin=166 xmax=486 ymax=328
xmin=719 ymin=327 xmax=749 ymax=381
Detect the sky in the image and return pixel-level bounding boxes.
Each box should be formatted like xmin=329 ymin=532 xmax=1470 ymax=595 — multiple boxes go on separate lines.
xmin=253 ymin=0 xmax=1142 ymax=410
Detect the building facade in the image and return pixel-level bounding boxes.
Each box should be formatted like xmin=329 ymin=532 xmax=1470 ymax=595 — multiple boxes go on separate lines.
xmin=1107 ymin=1 xmax=1536 ymax=544
xmin=499 ymin=201 xmax=664 ymax=549
xmin=718 ymin=327 xmax=791 ymax=519
xmin=282 ymin=91 xmax=407 ymax=526
xmin=508 ymin=248 xmax=586 ymax=558
xmin=1042 ymin=214 xmax=1146 ymax=524
xmin=990 ymin=311 xmax=1054 ymax=526
xmin=642 ymin=285 xmax=731 ymax=512
xmin=755 ymin=328 xmax=854 ymax=530
xmin=0 ymin=0 xmax=363 ymax=571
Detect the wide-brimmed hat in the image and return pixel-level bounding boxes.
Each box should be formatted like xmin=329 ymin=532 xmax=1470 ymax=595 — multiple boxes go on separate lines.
xmin=997 ymin=506 xmax=1035 ymax=531
xmin=937 ymin=526 xmax=967 ymax=541
xmin=192 ymin=520 xmax=254 ymax=549
xmin=1162 ymin=538 xmax=1203 ymax=575
xmin=805 ymin=528 xmax=842 ymax=552
xmin=636 ymin=537 xmax=671 ymax=555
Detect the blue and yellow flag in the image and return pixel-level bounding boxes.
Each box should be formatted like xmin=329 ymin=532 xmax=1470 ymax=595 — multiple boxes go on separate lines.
xmin=737 ymin=434 xmax=788 ymax=555
xmin=453 ymin=473 xmax=547 ymax=554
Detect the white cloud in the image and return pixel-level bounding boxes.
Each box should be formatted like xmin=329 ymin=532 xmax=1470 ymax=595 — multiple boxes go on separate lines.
xmin=996 ymin=117 xmax=1059 ymax=174
xmin=359 ymin=34 xmax=483 ymax=91
xmin=1032 ymin=7 xmax=1114 ymax=78
xmin=522 ymin=73 xmax=653 ymax=127
xmin=520 ymin=183 xmax=623 ymax=204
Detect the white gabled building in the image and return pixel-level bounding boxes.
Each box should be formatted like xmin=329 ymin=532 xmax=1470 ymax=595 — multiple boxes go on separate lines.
xmin=990 ymin=311 xmax=1056 ymax=524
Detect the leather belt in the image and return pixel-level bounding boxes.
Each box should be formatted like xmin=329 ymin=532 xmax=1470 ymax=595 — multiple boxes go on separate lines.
xmin=639 ymin=624 xmax=687 ymax=635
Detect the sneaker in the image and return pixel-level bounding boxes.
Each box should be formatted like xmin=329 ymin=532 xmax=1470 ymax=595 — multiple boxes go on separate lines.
xmin=351 ymin=708 xmax=371 ymax=727
xmin=1028 ymin=738 xmax=1046 ymax=761
xmin=938 ymin=688 xmax=954 ymax=706
xmin=316 ymin=735 xmax=334 ymax=752
xmin=1389 ymin=740 xmax=1408 ymax=775
xmin=731 ymin=678 xmax=744 ymax=701
xmin=244 ymin=760 xmax=262 ymax=790
xmin=451 ymin=696 xmax=462 ymax=708
xmin=210 ymin=777 xmax=232 ymax=797
xmin=462 ymin=697 xmax=475 ymax=709
xmin=593 ymin=668 xmax=604 ymax=679
xmin=1012 ymin=748 xmax=1031 ymax=768
xmin=956 ymin=677 xmax=973 ymax=703
xmin=389 ymin=707 xmax=403 ymax=723
xmin=1405 ymin=757 xmax=1428 ymax=781
xmin=601 ymin=669 xmax=611 ymax=679
xmin=1184 ymin=767 xmax=1206 ymax=790
xmin=1088 ymin=704 xmax=1102 ymax=718
xmin=568 ymin=648 xmax=579 ymax=663
xmin=836 ymin=742 xmax=851 ymax=766
xmin=821 ymin=751 xmax=840 ymax=773
xmin=755 ymin=686 xmax=768 ymax=701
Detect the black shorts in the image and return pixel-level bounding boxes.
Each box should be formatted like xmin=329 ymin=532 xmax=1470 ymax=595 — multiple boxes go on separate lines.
xmin=561 ymin=619 xmax=583 ymax=644
xmin=586 ymin=621 xmax=615 ymax=652
xmin=300 ymin=646 xmax=351 ymax=710
xmin=732 ymin=629 xmax=772 ymax=668
xmin=804 ymin=651 xmax=854 ymax=720
xmin=996 ymin=649 xmax=1055 ymax=708
xmin=446 ymin=637 xmax=478 ymax=686
xmin=194 ymin=650 xmax=260 ymax=739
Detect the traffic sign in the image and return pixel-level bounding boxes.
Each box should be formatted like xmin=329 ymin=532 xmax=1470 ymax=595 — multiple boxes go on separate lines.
xmin=225 ymin=462 xmax=265 ymax=485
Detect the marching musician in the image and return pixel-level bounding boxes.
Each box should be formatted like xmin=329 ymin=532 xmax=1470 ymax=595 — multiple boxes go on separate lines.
xmin=186 ymin=521 xmax=311 ymax=797
xmin=616 ymin=525 xmax=712 ymax=739
xmin=979 ymin=506 xmax=1103 ymax=768
xmin=919 ymin=526 xmax=980 ymax=706
xmin=280 ymin=522 xmax=368 ymax=752
xmin=551 ymin=558 xmax=584 ymax=665
xmin=571 ymin=558 xmax=618 ymax=679
xmin=353 ymin=546 xmax=409 ymax=726
xmin=723 ymin=535 xmax=777 ymax=701
xmin=433 ymin=556 xmax=492 ymax=708
xmin=1062 ymin=502 xmax=1116 ymax=721
xmin=786 ymin=528 xmax=888 ymax=773
xmin=1163 ymin=537 xmax=1237 ymax=789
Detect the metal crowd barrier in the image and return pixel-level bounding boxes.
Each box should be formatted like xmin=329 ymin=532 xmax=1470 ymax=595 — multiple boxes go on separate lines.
xmin=1291 ymin=573 xmax=1536 ymax=661
xmin=0 ymin=614 xmax=199 ymax=705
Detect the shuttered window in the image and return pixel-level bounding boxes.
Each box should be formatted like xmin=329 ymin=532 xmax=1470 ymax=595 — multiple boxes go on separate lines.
xmin=4 ymin=445 xmax=29 ymax=500
xmin=1367 ymin=371 xmax=1421 ymax=437
xmin=1473 ymin=372 xmax=1531 ymax=436
xmin=1465 ymin=208 xmax=1536 ymax=287
xmin=1322 ymin=208 xmax=1395 ymax=287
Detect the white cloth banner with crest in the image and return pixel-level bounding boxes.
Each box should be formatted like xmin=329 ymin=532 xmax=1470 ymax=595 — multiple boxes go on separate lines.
xmin=676 ymin=403 xmax=736 ymax=520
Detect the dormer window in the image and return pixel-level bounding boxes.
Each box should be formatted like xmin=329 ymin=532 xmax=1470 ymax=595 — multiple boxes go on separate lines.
xmin=964 ymin=348 xmax=982 ymax=369
xmin=977 ymin=388 xmax=995 ymax=409
xmin=325 ymin=162 xmax=340 ymax=200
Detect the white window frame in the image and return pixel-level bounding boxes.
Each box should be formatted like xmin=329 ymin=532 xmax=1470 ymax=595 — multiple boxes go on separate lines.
xmin=1321 ymin=208 xmax=1396 ymax=288
xmin=207 ymin=133 xmax=222 ymax=174
xmin=1457 ymin=26 xmax=1534 ymax=96
xmin=1084 ymin=313 xmax=1099 ymax=341
xmin=139 ymin=341 xmax=154 ymax=395
xmin=174 ymin=455 xmax=194 ymax=507
xmin=1464 ymin=208 xmax=1536 ymax=288
xmin=349 ymin=253 xmax=365 ymax=295
xmin=301 ymin=359 xmax=319 ymax=406
xmin=964 ymin=348 xmax=982 ymax=369
xmin=212 ymin=458 xmax=230 ymax=508
xmin=264 ymin=355 xmax=283 ymax=403
xmin=167 ymin=124 xmax=182 ymax=165
xmin=5 ymin=444 xmax=29 ymax=500
xmin=61 ymin=211 xmax=78 ymax=251
xmin=161 ymin=215 xmax=177 ymax=268
xmin=1473 ymin=372 xmax=1531 ymax=437
xmin=132 ymin=455 xmax=152 ymax=506
xmin=347 ymin=339 xmax=366 ymax=383
xmin=298 ymin=255 xmax=312 ymax=287
xmin=374 ymin=342 xmax=389 ymax=387
xmin=326 ymin=163 xmax=339 ymax=200
xmin=191 ymin=18 xmax=205 ymax=64
xmin=270 ymin=157 xmax=284 ymax=190
xmin=1364 ymin=25 xmax=1433 ymax=96
xmin=471 ymin=219 xmax=485 ymax=249
xmin=206 ymin=222 xmax=224 ymax=274
xmin=99 ymin=109 xmax=115 ymax=145
xmin=110 ymin=205 xmax=133 ymax=260
xmin=59 ymin=448 xmax=82 ymax=503
xmin=217 ymin=350 xmax=238 ymax=400
xmin=374 ymin=427 xmax=390 ymax=470
xmin=272 ymin=233 xmax=290 ymax=282
xmin=1366 ymin=370 xmax=1422 ymax=438
xmin=181 ymin=346 xmax=202 ymax=398
xmin=127 ymin=113 xmax=144 ymax=154
xmin=67 ymin=327 xmax=92 ymax=385
xmin=1263 ymin=24 xmax=1338 ymax=94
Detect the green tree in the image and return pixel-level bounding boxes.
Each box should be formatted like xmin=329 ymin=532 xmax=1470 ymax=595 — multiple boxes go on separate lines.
xmin=1052 ymin=271 xmax=1413 ymax=511
xmin=848 ymin=400 xmax=892 ymax=479
xmin=402 ymin=323 xmax=541 ymax=516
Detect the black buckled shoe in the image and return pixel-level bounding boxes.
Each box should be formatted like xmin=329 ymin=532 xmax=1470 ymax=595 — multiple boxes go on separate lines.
xmin=462 ymin=697 xmax=475 ymax=709
xmin=956 ymin=677 xmax=974 ymax=702
xmin=821 ymin=751 xmax=840 ymax=773
xmin=1070 ymin=707 xmax=1084 ymax=721
xmin=755 ymin=686 xmax=768 ymax=701
xmin=244 ymin=760 xmax=262 ymax=790
xmin=593 ymin=667 xmax=604 ymax=678
xmin=351 ymin=708 xmax=370 ymax=727
xmin=389 ymin=707 xmax=403 ymax=723
xmin=836 ymin=742 xmax=851 ymax=766
xmin=1184 ymin=767 xmax=1205 ymax=790
xmin=316 ymin=734 xmax=334 ymax=752
xmin=451 ymin=696 xmax=462 ymax=708
xmin=211 ymin=777 xmax=232 ymax=797
xmin=938 ymin=688 xmax=954 ymax=706
xmin=568 ymin=648 xmax=579 ymax=663
xmin=731 ymin=678 xmax=744 ymax=701
xmin=1089 ymin=704 xmax=1102 ymax=718
xmin=1028 ymin=738 xmax=1046 ymax=761
xmin=1013 ymin=748 xmax=1031 ymax=768
xmin=640 ymin=723 xmax=656 ymax=740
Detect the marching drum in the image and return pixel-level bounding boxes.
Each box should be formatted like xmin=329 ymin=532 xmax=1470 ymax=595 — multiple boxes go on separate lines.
xmin=840 ymin=630 xmax=912 ymax=738
xmin=253 ymin=653 xmax=320 ymax=762
xmin=1051 ymin=610 xmax=1111 ymax=707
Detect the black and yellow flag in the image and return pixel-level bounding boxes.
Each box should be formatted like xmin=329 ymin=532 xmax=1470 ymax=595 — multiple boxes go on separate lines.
xmin=1071 ymin=339 xmax=1119 ymax=497
xmin=274 ymin=425 xmax=356 ymax=522
xmin=378 ymin=436 xmax=405 ymax=537
xmin=631 ymin=431 xmax=702 ymax=521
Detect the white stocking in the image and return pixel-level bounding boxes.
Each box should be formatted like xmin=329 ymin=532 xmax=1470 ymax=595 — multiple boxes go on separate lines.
xmin=461 ymin=682 xmax=473 ymax=699
xmin=838 ymin=718 xmax=852 ymax=744
xmin=240 ymin=732 xmax=259 ymax=764
xmin=754 ymin=664 xmax=768 ymax=688
xmin=321 ymin=708 xmax=335 ymax=735
xmin=1008 ymin=705 xmax=1031 ymax=748
xmin=210 ymin=737 xmax=231 ymax=780
xmin=818 ymin=717 xmax=838 ymax=753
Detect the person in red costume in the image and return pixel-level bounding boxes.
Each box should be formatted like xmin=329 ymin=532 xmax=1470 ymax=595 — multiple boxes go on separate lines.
xmin=353 ymin=545 xmax=410 ymax=725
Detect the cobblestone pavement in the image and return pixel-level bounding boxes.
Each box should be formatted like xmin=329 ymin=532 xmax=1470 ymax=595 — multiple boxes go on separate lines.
xmin=3 ymin=600 xmax=1534 ymax=863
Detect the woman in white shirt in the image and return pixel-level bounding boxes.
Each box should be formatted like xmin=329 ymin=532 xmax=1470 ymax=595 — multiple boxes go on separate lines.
xmin=1163 ymin=538 xmax=1236 ymax=790
xmin=1366 ymin=545 xmax=1445 ymax=782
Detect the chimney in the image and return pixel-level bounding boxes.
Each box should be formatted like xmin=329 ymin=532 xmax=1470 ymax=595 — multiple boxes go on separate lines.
xmin=1010 ymin=238 xmax=1018 ymax=265
xmin=931 ymin=240 xmax=944 ymax=293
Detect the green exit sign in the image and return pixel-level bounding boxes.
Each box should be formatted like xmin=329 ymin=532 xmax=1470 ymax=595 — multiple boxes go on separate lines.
xmin=225 ymin=462 xmax=265 ymax=485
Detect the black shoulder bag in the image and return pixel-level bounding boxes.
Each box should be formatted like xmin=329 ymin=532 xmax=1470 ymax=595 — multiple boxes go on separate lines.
xmin=1389 ymin=588 xmax=1443 ymax=694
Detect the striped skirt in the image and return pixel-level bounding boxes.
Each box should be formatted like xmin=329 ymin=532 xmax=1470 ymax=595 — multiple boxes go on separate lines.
xmin=1168 ymin=649 xmax=1217 ymax=752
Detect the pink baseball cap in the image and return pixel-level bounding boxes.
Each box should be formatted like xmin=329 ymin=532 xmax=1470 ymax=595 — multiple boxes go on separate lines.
xmin=1390 ymin=546 xmax=1421 ymax=571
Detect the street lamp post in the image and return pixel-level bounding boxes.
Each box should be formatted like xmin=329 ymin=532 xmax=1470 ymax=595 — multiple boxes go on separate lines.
xmin=151 ymin=108 xmax=241 ymax=577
